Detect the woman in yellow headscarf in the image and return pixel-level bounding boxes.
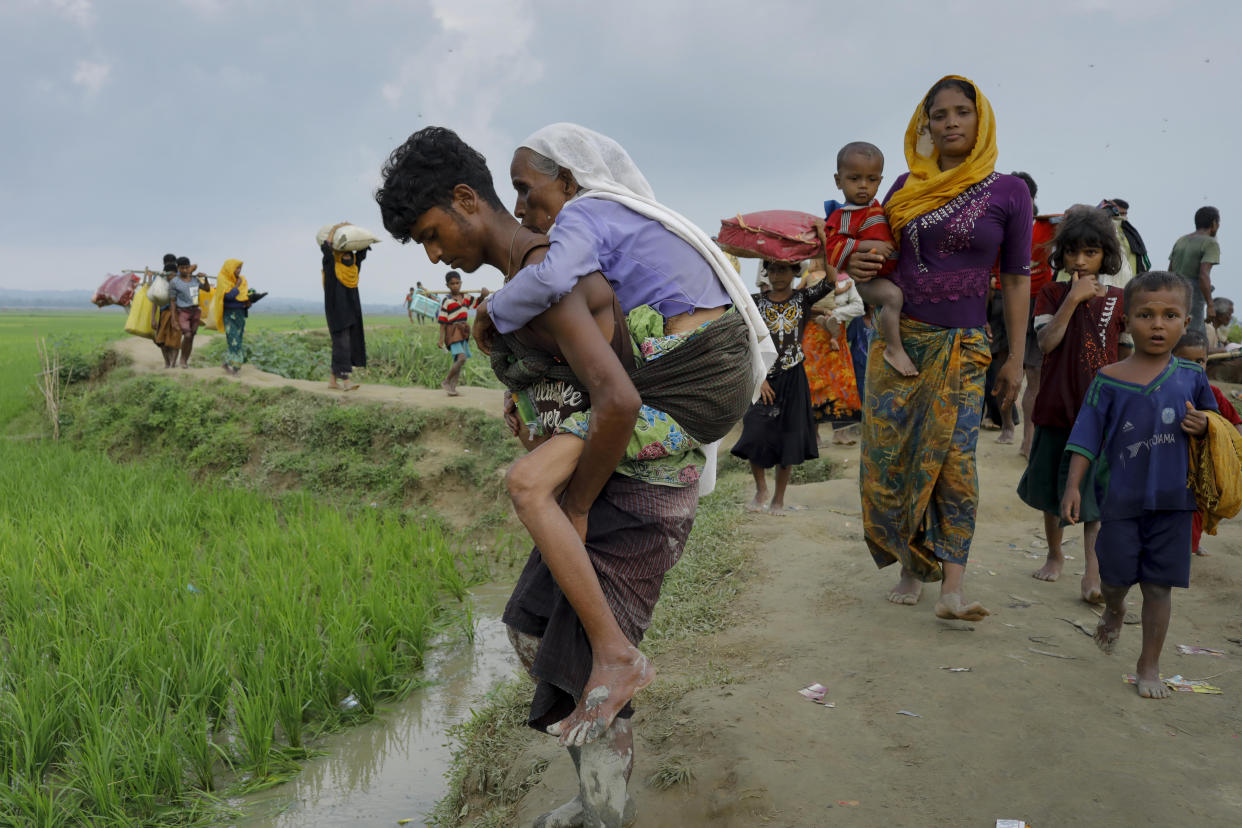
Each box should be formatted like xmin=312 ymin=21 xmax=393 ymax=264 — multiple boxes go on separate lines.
xmin=846 ymin=76 xmax=1033 ymax=622
xmin=321 ymin=223 xmax=369 ymax=390
xmin=215 ymin=258 xmax=250 ymax=375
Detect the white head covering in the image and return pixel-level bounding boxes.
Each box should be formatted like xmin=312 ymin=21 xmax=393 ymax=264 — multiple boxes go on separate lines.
xmin=519 ymin=123 xmax=778 ymax=497
xmin=523 ymin=123 xmax=655 ymax=201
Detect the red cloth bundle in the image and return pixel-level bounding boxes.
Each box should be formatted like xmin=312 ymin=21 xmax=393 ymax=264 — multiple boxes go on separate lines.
xmin=92 ymin=272 xmax=140 ymax=307
xmin=717 ymin=210 xmax=825 ymax=263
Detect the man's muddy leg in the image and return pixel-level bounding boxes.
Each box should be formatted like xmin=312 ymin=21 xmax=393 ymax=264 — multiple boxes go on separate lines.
xmin=578 ymin=718 xmax=634 ymax=828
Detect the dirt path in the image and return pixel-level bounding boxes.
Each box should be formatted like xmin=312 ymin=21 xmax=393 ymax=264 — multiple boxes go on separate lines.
xmin=115 ymin=336 xmax=1242 ymax=824
xmin=112 ymin=333 xmax=504 ymax=415
xmin=515 ymin=432 xmax=1242 ymax=827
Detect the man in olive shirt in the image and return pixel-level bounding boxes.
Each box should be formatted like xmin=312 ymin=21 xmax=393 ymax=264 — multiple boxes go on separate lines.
xmin=1169 ymin=206 xmax=1221 ymax=335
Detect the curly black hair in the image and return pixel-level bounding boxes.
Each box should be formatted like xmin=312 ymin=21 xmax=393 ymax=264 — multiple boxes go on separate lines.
xmin=1123 ymin=270 xmax=1191 ymax=314
xmin=1050 ymin=205 xmax=1123 ymax=276
xmin=922 ymin=77 xmax=975 ymax=116
xmin=374 ymin=126 xmax=505 ymax=243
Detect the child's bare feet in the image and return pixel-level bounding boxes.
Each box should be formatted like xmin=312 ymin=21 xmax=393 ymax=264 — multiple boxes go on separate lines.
xmin=934 ymin=591 xmax=990 ymax=621
xmin=883 ymin=344 xmax=919 ymax=377
xmin=887 ymin=568 xmax=922 ymax=605
xmin=1094 ymin=606 xmax=1123 ymax=654
xmin=546 ymin=647 xmax=653 ymax=747
xmin=1032 ymin=552 xmax=1063 ymax=582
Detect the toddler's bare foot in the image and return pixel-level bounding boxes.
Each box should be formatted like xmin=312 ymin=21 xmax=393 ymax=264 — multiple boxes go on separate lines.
xmin=887 ymin=569 xmax=922 ymax=605
xmin=934 ymin=591 xmax=990 ymax=621
xmin=1032 ymin=554 xmax=1063 ymax=582
xmin=883 ymin=344 xmax=919 ymax=377
xmin=547 ymin=648 xmax=653 ymax=747
xmin=1094 ymin=607 xmax=1123 ymax=654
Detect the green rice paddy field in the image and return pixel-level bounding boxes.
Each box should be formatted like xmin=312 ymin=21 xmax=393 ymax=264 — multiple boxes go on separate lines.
xmin=0 ymin=311 xmax=498 ymax=825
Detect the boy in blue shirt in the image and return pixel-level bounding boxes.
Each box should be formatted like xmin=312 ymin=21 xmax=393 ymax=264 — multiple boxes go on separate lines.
xmin=1062 ymin=271 xmax=1217 ymax=699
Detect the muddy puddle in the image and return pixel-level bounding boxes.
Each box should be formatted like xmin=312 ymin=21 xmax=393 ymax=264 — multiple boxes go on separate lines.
xmin=230 ymin=583 xmax=517 ymax=827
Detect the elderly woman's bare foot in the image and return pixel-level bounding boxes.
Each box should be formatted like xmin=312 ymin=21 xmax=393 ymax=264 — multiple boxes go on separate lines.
xmin=934 ymin=592 xmax=990 ymax=621
xmin=546 ymin=648 xmax=654 ymax=747
xmin=1094 ymin=607 xmax=1123 ymax=654
xmin=887 ymin=569 xmax=922 ymax=605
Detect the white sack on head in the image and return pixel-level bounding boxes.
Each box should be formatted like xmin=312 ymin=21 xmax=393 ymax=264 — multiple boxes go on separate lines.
xmin=521 ymin=123 xmax=779 ymax=497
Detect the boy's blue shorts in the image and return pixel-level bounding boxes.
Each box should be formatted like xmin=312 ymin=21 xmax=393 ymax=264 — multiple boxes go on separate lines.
xmin=449 ymin=340 xmax=471 ymax=359
xmin=1097 ymin=511 xmax=1193 ymax=588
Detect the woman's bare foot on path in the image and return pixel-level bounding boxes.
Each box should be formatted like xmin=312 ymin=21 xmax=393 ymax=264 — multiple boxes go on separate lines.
xmin=934 ymin=591 xmax=990 ymax=621
xmin=1032 ymin=554 xmax=1063 ymax=582
xmin=547 ymin=648 xmax=653 ymax=747
xmin=1081 ymin=577 xmax=1105 ymax=604
xmin=1135 ymin=671 xmax=1171 ymax=700
xmin=883 ymin=344 xmax=919 ymax=377
xmin=1094 ymin=607 xmax=1123 ymax=654
xmin=996 ymin=428 xmax=1015 ymax=444
xmin=767 ymin=499 xmax=788 ymax=517
xmin=887 ymin=570 xmax=923 ymax=605
xmin=745 ymin=490 xmax=768 ymax=513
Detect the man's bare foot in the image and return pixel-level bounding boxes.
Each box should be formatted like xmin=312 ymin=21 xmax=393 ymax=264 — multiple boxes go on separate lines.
xmin=533 ymin=795 xmax=636 ymax=828
xmin=1032 ymin=554 xmax=1063 ymax=582
xmin=547 ymin=648 xmax=653 ymax=747
xmin=1135 ymin=672 xmax=1171 ymax=700
xmin=934 ymin=592 xmax=990 ymax=621
xmin=1094 ymin=607 xmax=1123 ymax=654
xmin=996 ymin=428 xmax=1015 ymax=444
xmin=441 ymin=380 xmax=461 ymax=396
xmin=1080 ymin=577 xmax=1104 ymax=604
xmin=883 ymin=344 xmax=919 ymax=377
xmin=887 ymin=570 xmax=922 ymax=605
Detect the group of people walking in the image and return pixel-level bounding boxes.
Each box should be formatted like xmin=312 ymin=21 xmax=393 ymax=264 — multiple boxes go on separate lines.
xmin=362 ymin=73 xmax=1236 ymax=828
xmin=147 ymin=254 xmax=258 ymax=374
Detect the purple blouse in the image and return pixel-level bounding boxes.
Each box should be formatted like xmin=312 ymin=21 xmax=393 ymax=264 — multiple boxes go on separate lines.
xmin=883 ymin=171 xmax=1032 ymax=329
xmin=487 ymin=198 xmax=732 ymax=335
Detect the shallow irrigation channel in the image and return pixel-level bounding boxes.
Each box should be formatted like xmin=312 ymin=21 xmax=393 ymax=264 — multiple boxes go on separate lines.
xmin=230 ymin=584 xmax=517 ymax=827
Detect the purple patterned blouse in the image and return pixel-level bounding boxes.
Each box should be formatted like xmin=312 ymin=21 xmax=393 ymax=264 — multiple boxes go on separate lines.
xmin=883 ymin=171 xmax=1032 ymax=329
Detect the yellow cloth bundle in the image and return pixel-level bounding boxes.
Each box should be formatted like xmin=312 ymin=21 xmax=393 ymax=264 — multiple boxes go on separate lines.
xmin=1188 ymin=411 xmax=1242 ymax=535
xmin=884 ymin=75 xmax=998 ymax=237
xmin=212 ymin=259 xmax=247 ymax=331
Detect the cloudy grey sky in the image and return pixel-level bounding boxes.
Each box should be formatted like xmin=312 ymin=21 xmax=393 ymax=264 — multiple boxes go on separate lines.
xmin=4 ymin=0 xmax=1238 ymax=305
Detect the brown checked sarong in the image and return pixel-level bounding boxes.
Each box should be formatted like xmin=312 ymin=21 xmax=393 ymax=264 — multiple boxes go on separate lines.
xmin=502 ymin=473 xmax=697 ymax=731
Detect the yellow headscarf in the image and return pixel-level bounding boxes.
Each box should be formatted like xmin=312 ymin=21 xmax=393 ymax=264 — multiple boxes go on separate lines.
xmin=324 ymin=251 xmax=360 ymax=289
xmin=884 ymin=75 xmax=998 ymax=237
xmin=213 ymin=259 xmax=248 ymax=330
